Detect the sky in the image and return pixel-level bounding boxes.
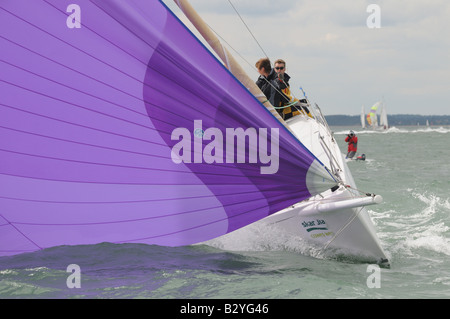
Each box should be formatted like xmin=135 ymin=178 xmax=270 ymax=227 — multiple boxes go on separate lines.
xmin=163 ymin=0 xmax=450 ymax=115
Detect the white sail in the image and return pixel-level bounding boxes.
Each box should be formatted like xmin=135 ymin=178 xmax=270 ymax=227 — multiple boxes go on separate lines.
xmin=379 ymin=102 xmax=388 ymax=129
xmin=361 ymin=105 xmax=366 ymax=129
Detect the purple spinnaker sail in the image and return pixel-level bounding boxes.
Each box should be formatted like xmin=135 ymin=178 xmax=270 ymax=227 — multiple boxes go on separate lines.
xmin=0 ymin=0 xmax=336 ymax=256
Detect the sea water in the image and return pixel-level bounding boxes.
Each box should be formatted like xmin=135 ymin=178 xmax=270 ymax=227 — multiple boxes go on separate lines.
xmin=1 ymin=126 xmax=449 ymax=299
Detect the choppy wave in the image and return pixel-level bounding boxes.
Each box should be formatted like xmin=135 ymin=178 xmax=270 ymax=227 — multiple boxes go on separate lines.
xmin=405 ymin=193 xmax=450 ymax=256
xmin=334 ymin=126 xmax=450 ymax=135
xmin=374 ymin=191 xmax=450 ymax=258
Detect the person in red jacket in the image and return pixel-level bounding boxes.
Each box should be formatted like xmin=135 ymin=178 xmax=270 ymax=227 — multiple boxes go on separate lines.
xmin=345 ymin=130 xmax=358 ymax=159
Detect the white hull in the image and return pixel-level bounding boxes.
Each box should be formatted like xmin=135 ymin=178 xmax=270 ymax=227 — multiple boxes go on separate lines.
xmin=261 ymin=115 xmax=388 ymax=263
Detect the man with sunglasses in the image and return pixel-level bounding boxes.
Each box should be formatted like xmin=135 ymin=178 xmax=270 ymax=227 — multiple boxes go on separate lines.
xmin=273 ymin=59 xmax=311 ymax=119
xmin=274 ymin=59 xmax=288 ymax=83
xmin=273 ymin=59 xmax=291 ymax=107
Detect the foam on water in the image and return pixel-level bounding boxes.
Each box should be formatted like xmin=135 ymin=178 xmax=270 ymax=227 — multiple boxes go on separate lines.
xmin=334 ymin=126 xmax=450 ymax=135
xmin=403 ymin=193 xmax=450 ymax=256
xmin=373 ymin=190 xmax=450 ymax=260
xmin=204 ymin=222 xmax=325 ymax=260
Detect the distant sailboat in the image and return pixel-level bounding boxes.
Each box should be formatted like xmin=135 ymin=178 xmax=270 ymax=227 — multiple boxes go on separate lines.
xmin=379 ymin=101 xmax=389 ymax=130
xmin=366 ymin=102 xmax=379 ymax=129
xmin=365 ymin=100 xmax=388 ymax=130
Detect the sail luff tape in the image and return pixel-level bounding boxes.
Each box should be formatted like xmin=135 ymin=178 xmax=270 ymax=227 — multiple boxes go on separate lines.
xmin=219 ymin=40 xmax=231 ymax=70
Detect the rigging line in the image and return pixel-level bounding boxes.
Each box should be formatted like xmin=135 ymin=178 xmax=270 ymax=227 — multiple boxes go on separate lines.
xmin=206 ymin=25 xmax=293 ymax=109
xmin=227 ymin=3 xmax=307 ymax=106
xmin=344 ymin=185 xmax=377 ymax=198
xmin=205 ymin=23 xmax=255 ymax=72
xmin=322 ymin=206 xmax=364 ymax=251
xmin=318 ymin=134 xmax=343 ymax=178
xmin=227 ymin=0 xmax=269 ymax=58
xmin=200 ymin=4 xmax=293 ymax=103
xmin=198 ymin=10 xmax=307 ymax=112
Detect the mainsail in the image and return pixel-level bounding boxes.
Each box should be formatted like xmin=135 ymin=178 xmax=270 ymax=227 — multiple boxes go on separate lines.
xmin=0 ymin=0 xmax=337 ymax=256
xmin=379 ymin=102 xmax=388 ymax=129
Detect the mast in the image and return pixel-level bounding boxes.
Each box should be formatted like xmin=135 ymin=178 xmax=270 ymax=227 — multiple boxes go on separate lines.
xmin=173 ymin=0 xmax=292 ymax=132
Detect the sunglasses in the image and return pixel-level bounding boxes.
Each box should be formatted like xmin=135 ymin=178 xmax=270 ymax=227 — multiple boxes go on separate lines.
xmin=275 ymin=66 xmax=285 ymax=70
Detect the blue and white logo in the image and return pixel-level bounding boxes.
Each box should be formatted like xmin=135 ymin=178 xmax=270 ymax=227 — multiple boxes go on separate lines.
xmin=193 ymin=128 xmax=204 ymax=138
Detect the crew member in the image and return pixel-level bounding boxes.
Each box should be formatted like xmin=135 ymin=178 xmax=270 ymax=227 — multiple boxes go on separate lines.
xmin=273 ymin=59 xmax=312 ymax=119
xmin=255 ymin=58 xmax=287 ymax=117
xmin=255 ymin=58 xmax=276 ymax=101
